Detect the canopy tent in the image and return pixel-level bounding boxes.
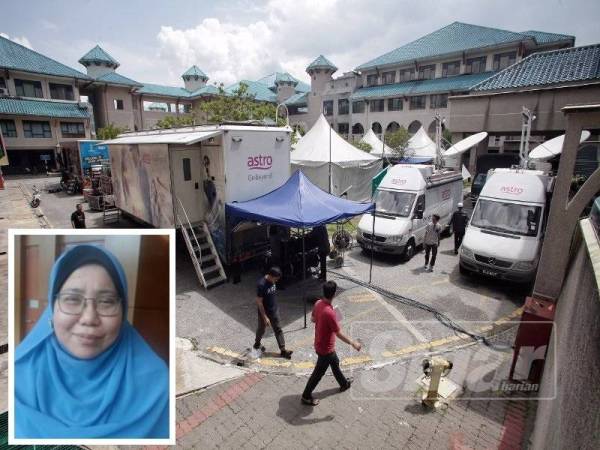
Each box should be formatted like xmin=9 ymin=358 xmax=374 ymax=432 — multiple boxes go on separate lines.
xmin=405 ymin=127 xmax=437 ymax=158
xmin=226 ymin=170 xmax=374 ymax=227
xmin=291 ymin=114 xmax=382 ymax=202
xmin=361 ymin=129 xmax=394 ymax=157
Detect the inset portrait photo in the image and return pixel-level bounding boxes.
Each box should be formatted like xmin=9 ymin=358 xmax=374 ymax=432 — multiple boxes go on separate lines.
xmin=8 ymin=230 xmax=175 ymax=445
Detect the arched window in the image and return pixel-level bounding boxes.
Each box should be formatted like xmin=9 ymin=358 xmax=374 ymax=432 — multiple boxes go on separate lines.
xmin=352 ymin=123 xmax=364 ymax=135
xmin=427 ymin=120 xmax=437 ymax=138
xmin=408 ymin=120 xmax=422 ymax=134
xmin=371 ymin=122 xmax=382 ymax=134
xmin=386 ymin=121 xmax=400 ymax=133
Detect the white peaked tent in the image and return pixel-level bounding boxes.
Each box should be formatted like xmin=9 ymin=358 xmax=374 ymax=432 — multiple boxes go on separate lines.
xmin=405 ymin=127 xmax=437 ymax=158
xmin=291 ymin=114 xmax=382 ymax=201
xmin=361 ymin=129 xmax=394 ymax=157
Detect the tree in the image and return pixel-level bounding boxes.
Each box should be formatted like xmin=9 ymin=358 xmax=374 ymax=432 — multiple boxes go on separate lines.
xmin=155 ymin=115 xmax=196 ymax=129
xmin=442 ymin=128 xmax=453 ymax=146
xmin=353 ymin=141 xmax=372 ymax=152
xmin=97 ymin=123 xmax=129 ymax=140
xmin=198 ymin=83 xmax=284 ymax=125
xmin=384 ymin=126 xmax=412 ymax=159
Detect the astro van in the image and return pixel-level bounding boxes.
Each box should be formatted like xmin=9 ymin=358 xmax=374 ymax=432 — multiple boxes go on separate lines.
xmin=357 ymin=164 xmax=463 ymax=260
xmin=459 ymin=168 xmax=553 ymax=282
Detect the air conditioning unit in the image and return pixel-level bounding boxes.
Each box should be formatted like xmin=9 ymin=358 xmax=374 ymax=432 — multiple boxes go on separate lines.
xmin=0 ymin=87 xmax=9 ymax=96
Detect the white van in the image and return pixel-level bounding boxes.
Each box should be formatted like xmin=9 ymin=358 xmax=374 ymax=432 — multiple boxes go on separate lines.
xmin=357 ymin=165 xmax=463 ymax=259
xmin=459 ymin=168 xmax=552 ymax=282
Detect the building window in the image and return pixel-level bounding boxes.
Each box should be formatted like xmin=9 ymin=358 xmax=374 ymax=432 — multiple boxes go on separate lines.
xmin=60 ymin=122 xmax=85 ymax=137
xmin=338 ymin=123 xmax=349 ymax=135
xmin=371 ymin=122 xmax=382 ymax=134
xmin=388 ymin=98 xmax=403 ymax=111
xmin=442 ymin=61 xmax=461 ymax=77
xmin=114 ymin=99 xmax=124 ymax=110
xmin=399 ymin=68 xmax=415 ymax=82
xmin=338 ymin=99 xmax=349 ymax=115
xmin=323 ymin=100 xmax=333 ymax=116
xmin=15 ymin=79 xmax=43 ymax=98
xmin=418 ymin=65 xmax=436 ymax=80
xmin=409 ymin=95 xmax=426 ymax=110
xmin=465 ymin=56 xmax=487 ymax=74
xmin=352 ymin=100 xmax=365 ymax=114
xmin=493 ymin=51 xmax=517 ymax=71
xmin=0 ymin=119 xmax=17 ymax=137
xmin=49 ymin=83 xmax=74 ymax=100
xmin=366 ymin=74 xmax=378 ymax=87
xmin=370 ymin=99 xmax=384 ymax=112
xmin=182 ymin=158 xmax=191 ymax=181
xmin=430 ymin=94 xmax=448 ymax=109
xmin=352 ymin=123 xmax=364 ymax=134
xmin=183 ymin=104 xmax=192 ymax=113
xmin=23 ymin=121 xmax=52 ymax=138
xmin=382 ymin=71 xmax=395 ymax=84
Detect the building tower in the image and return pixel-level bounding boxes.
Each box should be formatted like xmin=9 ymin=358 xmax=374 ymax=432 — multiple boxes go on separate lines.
xmin=78 ymin=45 xmax=120 ymax=78
xmin=182 ymin=65 xmax=209 ymax=92
xmin=306 ymin=55 xmax=337 ymax=126
xmin=274 ymin=73 xmax=298 ymax=104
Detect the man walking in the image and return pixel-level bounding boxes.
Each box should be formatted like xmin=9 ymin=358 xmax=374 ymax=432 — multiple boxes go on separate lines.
xmin=70 ymin=203 xmax=86 ymax=228
xmin=450 ymin=203 xmax=469 ymax=254
xmin=423 ymin=214 xmax=442 ymax=272
xmin=253 ymin=267 xmax=293 ymax=359
xmin=301 ymin=281 xmax=362 ymax=406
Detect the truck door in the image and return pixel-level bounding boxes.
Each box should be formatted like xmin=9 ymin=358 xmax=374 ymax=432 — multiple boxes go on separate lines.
xmin=413 ymin=194 xmax=426 ymax=244
xmin=171 ymin=147 xmax=205 ymax=224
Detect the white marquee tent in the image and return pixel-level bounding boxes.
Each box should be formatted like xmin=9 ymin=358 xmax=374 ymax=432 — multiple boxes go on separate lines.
xmin=291 ymin=114 xmax=382 ymax=201
xmin=405 ymin=126 xmax=437 ymax=158
xmin=360 ymin=129 xmax=394 ymax=158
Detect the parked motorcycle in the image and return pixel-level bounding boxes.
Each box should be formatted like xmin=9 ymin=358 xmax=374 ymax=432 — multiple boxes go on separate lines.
xmin=30 ymin=185 xmax=41 ymax=208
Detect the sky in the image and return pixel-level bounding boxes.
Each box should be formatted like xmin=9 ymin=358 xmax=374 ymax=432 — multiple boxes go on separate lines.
xmin=2 ymin=0 xmax=600 ymax=88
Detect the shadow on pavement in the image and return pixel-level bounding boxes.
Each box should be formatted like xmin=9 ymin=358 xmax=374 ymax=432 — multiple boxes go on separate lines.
xmin=276 ymin=394 xmax=335 ymax=425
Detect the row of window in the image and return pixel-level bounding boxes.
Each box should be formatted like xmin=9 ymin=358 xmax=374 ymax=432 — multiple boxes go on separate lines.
xmin=1 ymin=77 xmax=76 ymax=100
xmin=364 ymin=51 xmax=516 ymax=87
xmin=0 ymin=119 xmax=85 ymax=138
xmin=324 ymin=93 xmax=448 ymax=116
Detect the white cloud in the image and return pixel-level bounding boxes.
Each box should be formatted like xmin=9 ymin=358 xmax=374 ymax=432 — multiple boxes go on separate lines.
xmin=0 ymin=32 xmax=33 ymax=49
xmin=39 ymin=19 xmax=59 ymax=32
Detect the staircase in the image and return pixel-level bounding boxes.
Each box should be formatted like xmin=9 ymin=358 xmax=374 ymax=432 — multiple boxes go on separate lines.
xmin=177 ymin=199 xmax=227 ymax=289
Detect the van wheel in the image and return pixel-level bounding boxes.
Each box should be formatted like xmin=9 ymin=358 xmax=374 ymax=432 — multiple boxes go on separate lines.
xmin=404 ymin=239 xmax=415 ymax=261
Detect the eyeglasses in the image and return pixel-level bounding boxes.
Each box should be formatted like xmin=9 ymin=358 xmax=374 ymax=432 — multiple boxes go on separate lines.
xmin=55 ymin=293 xmax=122 ymax=317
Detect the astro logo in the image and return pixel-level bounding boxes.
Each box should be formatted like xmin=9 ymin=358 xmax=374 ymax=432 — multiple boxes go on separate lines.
xmin=391 ymin=178 xmax=407 ymax=186
xmin=500 ymin=186 xmax=524 ymax=195
xmin=247 ymin=154 xmax=273 ymax=170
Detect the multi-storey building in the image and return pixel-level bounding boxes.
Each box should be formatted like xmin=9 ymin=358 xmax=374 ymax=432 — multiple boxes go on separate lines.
xmin=289 ymin=22 xmax=575 ymax=141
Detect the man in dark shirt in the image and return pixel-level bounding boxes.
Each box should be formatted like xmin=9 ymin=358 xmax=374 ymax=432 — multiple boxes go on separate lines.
xmin=70 ymin=203 xmax=86 ymax=229
xmin=254 ymin=267 xmax=293 ymax=359
xmin=313 ymin=225 xmax=331 ymax=280
xmin=301 ymin=281 xmax=362 ymax=406
xmin=450 ymin=203 xmax=469 ymax=254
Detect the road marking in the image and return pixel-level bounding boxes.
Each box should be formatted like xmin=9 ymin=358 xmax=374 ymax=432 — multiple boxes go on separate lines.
xmin=341 ymin=355 xmax=373 ymax=366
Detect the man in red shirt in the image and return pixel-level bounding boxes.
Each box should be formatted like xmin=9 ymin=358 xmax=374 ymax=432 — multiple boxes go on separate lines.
xmin=301 ymin=281 xmax=362 ymax=406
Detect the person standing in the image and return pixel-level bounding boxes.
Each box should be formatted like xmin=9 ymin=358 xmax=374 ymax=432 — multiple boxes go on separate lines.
xmin=450 ymin=203 xmax=469 ymax=254
xmin=423 ymin=214 xmax=442 ymax=272
xmin=301 ymin=281 xmax=362 ymax=406
xmin=313 ymin=225 xmax=331 ymax=280
xmin=70 ymin=203 xmax=86 ymax=229
xmin=253 ymin=267 xmax=293 ymax=359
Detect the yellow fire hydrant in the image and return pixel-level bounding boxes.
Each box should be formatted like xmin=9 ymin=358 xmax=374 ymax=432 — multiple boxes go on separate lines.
xmin=421 ymin=357 xmax=454 ymax=408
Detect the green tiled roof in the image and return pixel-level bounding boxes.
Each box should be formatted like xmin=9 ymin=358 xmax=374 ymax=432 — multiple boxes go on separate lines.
xmin=521 ymin=30 xmax=575 ymax=45
xmin=95 ymin=72 xmax=143 ymax=87
xmin=79 ymin=45 xmax=119 ymax=66
xmin=225 ymin=80 xmax=277 ymax=102
xmin=284 ymin=92 xmax=308 ymax=106
xmin=0 ymin=35 xmax=90 ymax=80
xmin=138 ymin=83 xmax=191 ymax=97
xmin=351 ymin=71 xmax=495 ymax=100
xmin=189 ymin=84 xmax=220 ymax=96
xmin=472 ymin=44 xmax=600 ymax=92
xmin=182 ymin=65 xmax=208 ymax=80
xmin=256 ymin=72 xmax=310 ymax=93
xmin=275 ymin=72 xmax=298 ymax=85
xmin=0 ymin=98 xmax=90 ymax=118
xmin=356 ymin=22 xmax=532 ymax=71
xmin=307 ymin=55 xmax=337 ymax=72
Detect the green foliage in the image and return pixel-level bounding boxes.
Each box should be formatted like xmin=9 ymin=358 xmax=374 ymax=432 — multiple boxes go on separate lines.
xmin=155 ymin=115 xmax=196 ymax=129
xmin=384 ymin=126 xmax=411 ymax=158
xmin=443 ymin=128 xmax=453 ymax=146
xmin=96 ymin=123 xmax=129 ymax=140
xmin=199 ymin=83 xmax=280 ymax=124
xmin=353 ymin=141 xmax=372 ymax=152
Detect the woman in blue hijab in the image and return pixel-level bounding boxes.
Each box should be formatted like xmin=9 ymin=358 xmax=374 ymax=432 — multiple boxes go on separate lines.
xmin=15 ymin=244 xmax=169 ymax=439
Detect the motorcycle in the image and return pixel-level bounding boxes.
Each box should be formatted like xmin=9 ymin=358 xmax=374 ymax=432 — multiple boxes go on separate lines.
xmin=30 ymin=185 xmax=41 ymax=208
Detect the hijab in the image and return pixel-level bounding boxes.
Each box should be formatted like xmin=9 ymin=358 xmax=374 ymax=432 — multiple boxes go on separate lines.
xmin=15 ymin=244 xmax=169 ymax=439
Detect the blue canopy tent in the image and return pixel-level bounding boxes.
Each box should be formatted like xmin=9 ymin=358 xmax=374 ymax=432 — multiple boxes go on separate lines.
xmin=226 ymin=170 xmax=375 ymax=327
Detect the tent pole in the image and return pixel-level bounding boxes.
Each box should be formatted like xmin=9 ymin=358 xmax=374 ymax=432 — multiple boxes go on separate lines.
xmin=302 ymin=228 xmax=307 ymax=329
xmin=369 ymin=203 xmax=375 ymax=284
xmin=329 ymin=122 xmax=332 ymax=194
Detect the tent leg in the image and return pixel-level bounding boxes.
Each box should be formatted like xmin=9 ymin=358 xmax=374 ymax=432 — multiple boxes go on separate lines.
xmin=369 ymin=204 xmax=375 ymax=284
xmin=302 ymin=230 xmax=307 ymax=329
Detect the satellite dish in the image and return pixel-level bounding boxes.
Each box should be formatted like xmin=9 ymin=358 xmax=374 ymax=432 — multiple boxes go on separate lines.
xmin=443 ymin=132 xmax=488 ymax=157
xmin=528 ymin=130 xmax=591 ymax=160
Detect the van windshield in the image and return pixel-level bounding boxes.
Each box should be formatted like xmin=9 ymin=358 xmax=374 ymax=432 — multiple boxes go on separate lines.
xmin=471 ymin=200 xmax=542 ymax=237
xmin=373 ymin=190 xmax=416 ymax=217
xmin=473 ymin=173 xmax=487 ymax=187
